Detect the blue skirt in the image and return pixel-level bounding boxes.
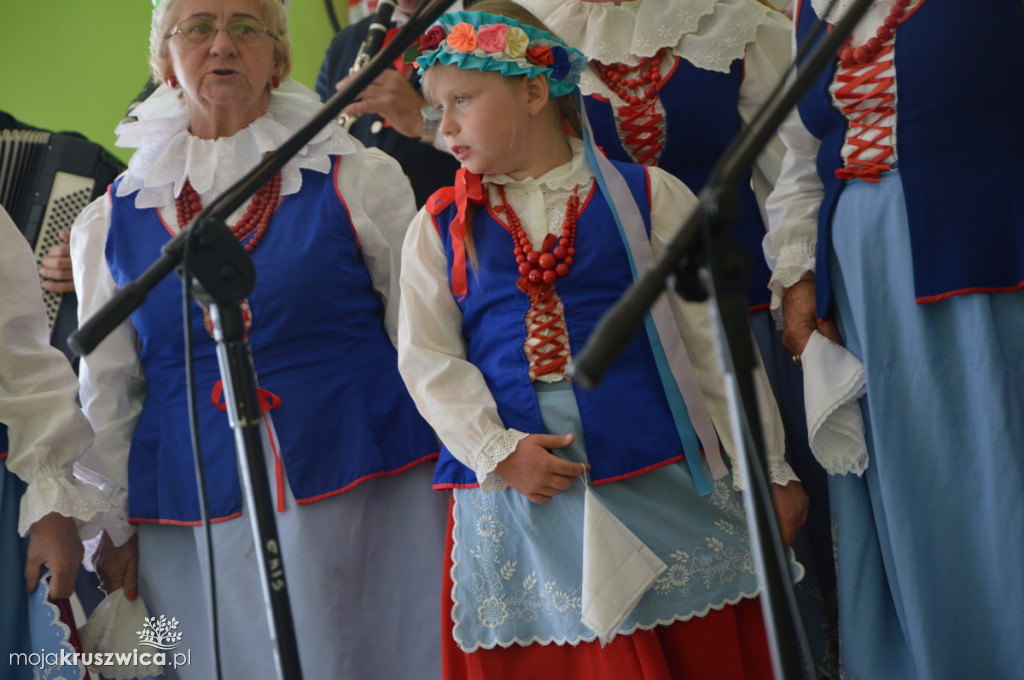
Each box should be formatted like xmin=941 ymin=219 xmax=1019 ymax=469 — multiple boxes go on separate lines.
xmin=827 ymin=172 xmax=1024 ymax=679
xmin=448 ymin=380 xmax=803 ymax=651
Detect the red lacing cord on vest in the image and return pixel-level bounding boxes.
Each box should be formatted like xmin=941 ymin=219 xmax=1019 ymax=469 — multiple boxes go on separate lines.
xmin=616 ymin=101 xmax=666 ymax=167
xmin=833 ymin=44 xmax=897 ymax=183
xmin=494 ymin=186 xmax=577 ymax=381
xmin=524 ymin=284 xmax=570 ymax=380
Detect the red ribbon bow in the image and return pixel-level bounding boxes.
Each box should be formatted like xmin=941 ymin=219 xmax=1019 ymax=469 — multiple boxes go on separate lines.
xmin=450 ymin=168 xmax=485 ymax=300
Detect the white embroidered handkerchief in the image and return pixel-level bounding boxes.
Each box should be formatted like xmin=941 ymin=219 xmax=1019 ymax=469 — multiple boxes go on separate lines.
xmin=801 ymin=330 xmax=869 ymax=476
xmin=581 ymin=484 xmax=666 ymax=643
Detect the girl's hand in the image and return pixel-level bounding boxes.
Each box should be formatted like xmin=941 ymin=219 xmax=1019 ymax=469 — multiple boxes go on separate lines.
xmin=771 ymin=481 xmax=809 ymax=547
xmin=94 ymin=532 xmax=139 ymax=600
xmin=494 ymin=433 xmax=588 ymax=504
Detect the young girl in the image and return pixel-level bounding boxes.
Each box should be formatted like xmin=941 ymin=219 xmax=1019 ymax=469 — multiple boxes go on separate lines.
xmin=397 ymin=3 xmax=807 ymax=678
xmin=516 ymin=1 xmax=838 ymax=674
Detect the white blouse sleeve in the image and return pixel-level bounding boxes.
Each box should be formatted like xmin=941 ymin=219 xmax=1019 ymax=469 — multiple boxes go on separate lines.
xmin=397 ymin=208 xmax=525 ymax=492
xmin=648 ymin=167 xmax=797 ymax=487
xmin=70 ymin=194 xmax=144 ymax=546
xmin=337 ymin=145 xmax=418 ymax=346
xmin=0 ymin=207 xmax=108 ymax=536
xmin=762 ymin=25 xmax=825 ymax=321
xmin=738 ymin=8 xmax=794 ymax=223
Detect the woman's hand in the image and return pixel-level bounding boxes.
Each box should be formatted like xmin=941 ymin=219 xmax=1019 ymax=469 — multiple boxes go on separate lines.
xmin=93 ymin=531 xmax=139 ymax=600
xmin=771 ymin=481 xmax=809 ymax=548
xmin=494 ymin=433 xmax=588 ymax=504
xmin=24 ymin=512 xmax=84 ymax=600
xmin=781 ymin=274 xmax=842 ymax=358
xmin=38 ymin=230 xmax=75 ymax=294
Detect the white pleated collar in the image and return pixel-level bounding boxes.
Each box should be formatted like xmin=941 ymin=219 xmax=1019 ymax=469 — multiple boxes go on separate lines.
xmin=115 ymin=79 xmax=356 ymax=209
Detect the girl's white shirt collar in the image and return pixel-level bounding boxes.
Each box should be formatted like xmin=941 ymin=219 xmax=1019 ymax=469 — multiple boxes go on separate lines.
xmin=520 ymin=0 xmax=777 ymax=72
xmin=115 ymin=78 xmax=356 ymax=209
xmin=484 ymin=136 xmax=592 ymax=193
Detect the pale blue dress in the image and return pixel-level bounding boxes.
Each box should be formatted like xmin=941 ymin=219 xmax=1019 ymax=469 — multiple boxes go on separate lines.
xmin=827 ymin=172 xmax=1024 ymax=679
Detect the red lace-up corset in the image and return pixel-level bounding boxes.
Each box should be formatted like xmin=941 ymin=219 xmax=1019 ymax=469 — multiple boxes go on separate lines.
xmin=832 ymin=43 xmax=898 ymax=182
xmin=494 ymin=185 xmax=582 ymax=382
xmin=832 ymin=0 xmax=922 ymax=182
xmin=594 ymin=52 xmax=673 ymax=167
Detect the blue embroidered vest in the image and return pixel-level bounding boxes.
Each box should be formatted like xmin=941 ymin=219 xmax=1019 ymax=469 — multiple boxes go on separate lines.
xmin=584 ymin=57 xmax=772 ymax=309
xmin=795 ymin=0 xmax=1024 ymax=318
xmin=105 ymin=158 xmax=438 ymax=523
xmin=430 ymin=162 xmax=699 ymax=487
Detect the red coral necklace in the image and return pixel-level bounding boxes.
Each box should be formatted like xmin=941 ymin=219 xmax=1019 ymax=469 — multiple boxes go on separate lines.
xmin=593 ymin=49 xmax=665 ymax=106
xmin=839 ymin=0 xmax=913 ymax=68
xmin=496 ymin=184 xmax=580 ymax=296
xmin=174 ymin=172 xmax=283 ymax=252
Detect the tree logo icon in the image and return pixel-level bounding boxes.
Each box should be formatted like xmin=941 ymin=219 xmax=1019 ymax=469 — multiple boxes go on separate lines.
xmin=137 ymin=615 xmax=184 ymax=650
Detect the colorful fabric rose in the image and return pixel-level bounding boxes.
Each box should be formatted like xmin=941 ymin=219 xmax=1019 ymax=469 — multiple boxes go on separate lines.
xmin=415 ymin=10 xmax=587 ymax=99
xmin=419 ymin=25 xmax=447 ymax=53
xmin=476 ymin=24 xmax=508 ymax=53
xmin=549 ymin=45 xmax=570 ymax=81
xmin=504 ymin=26 xmax=529 ymax=59
xmin=447 ymin=23 xmax=477 ymax=52
xmin=526 ymin=45 xmax=553 ymax=67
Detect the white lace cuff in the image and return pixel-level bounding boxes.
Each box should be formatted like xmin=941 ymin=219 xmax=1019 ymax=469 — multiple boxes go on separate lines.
xmin=473 ymin=428 xmax=530 ymax=493
xmin=730 ymin=459 xmax=801 ymax=492
xmin=82 ymin=491 xmax=135 ymax=573
xmin=17 ymin=471 xmax=110 ymax=537
xmin=79 ymin=484 xmax=134 ymax=547
xmin=767 ymin=241 xmax=817 ymax=323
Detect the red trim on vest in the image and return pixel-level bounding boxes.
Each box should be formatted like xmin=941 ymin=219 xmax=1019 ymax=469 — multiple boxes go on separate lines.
xmin=916 ymin=279 xmax=1024 ymax=305
xmin=332 ymin=156 xmax=360 ymax=249
xmin=433 ymin=454 xmax=691 ymax=491
xmin=130 ymin=454 xmax=439 ymax=523
xmin=131 ymin=511 xmax=243 ymax=526
xmin=591 ymin=454 xmax=687 ymax=486
xmin=433 ymin=481 xmax=480 ymax=490
xmin=295 ymin=452 xmax=439 ymax=504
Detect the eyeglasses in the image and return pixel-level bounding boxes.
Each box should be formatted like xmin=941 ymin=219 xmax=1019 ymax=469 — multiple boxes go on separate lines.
xmin=169 ymin=17 xmax=273 ymax=45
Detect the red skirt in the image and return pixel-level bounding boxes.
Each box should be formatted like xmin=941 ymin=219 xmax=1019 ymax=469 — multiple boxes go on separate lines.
xmin=440 ymin=498 xmax=776 ymax=680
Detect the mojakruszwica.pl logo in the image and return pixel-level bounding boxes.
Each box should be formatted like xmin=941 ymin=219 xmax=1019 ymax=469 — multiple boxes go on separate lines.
xmin=9 ymin=613 xmax=192 ymax=673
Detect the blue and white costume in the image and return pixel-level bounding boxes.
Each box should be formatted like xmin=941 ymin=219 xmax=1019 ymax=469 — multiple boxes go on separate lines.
xmin=71 ymin=80 xmax=448 ymax=680
xmin=765 ymin=1 xmax=1024 ymax=677
xmin=520 ymin=1 xmax=838 ymax=672
xmin=399 ymin=137 xmax=799 ymax=651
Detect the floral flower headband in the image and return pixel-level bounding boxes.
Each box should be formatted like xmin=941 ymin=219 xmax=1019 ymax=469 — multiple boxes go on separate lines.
xmin=413 ymin=11 xmax=587 ymax=98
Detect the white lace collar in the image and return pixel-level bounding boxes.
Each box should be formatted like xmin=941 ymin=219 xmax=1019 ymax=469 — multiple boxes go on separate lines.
xmin=520 ymin=0 xmax=776 ymax=73
xmin=115 ymin=79 xmax=356 ymax=209
xmin=484 ymin=137 xmax=593 ymax=193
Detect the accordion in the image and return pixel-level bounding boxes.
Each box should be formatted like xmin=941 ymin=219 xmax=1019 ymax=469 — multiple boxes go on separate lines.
xmin=0 ymin=130 xmax=124 ymax=357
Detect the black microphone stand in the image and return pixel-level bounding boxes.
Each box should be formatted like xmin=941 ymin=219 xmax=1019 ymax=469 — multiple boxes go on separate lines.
xmin=572 ymin=1 xmax=875 ymax=678
xmin=67 ymin=2 xmax=456 ymax=679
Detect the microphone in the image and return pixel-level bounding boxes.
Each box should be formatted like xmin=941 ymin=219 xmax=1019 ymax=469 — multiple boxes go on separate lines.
xmin=339 ymin=0 xmax=397 ymax=130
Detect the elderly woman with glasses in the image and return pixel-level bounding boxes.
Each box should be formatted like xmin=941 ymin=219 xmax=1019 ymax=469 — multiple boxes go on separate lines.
xmin=69 ymin=1 xmax=447 ymax=678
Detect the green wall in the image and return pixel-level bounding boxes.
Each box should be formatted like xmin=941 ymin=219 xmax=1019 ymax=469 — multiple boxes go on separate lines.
xmin=0 ymin=1 xmax=345 ymax=164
